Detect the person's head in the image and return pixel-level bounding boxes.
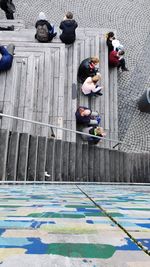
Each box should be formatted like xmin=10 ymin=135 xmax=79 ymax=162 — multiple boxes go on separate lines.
xmin=92 ymin=74 xmax=101 ymax=83
xmin=118 ymin=50 xmax=125 ymax=56
xmin=107 ymin=32 xmax=115 ymax=40
xmin=91 ymin=57 xmax=99 ymax=65
xmin=79 ymin=107 xmax=90 ymax=117
xmin=65 ymin=11 xmax=73 ymax=19
xmin=94 ymin=127 xmax=105 ymax=136
xmin=38 ymin=12 xmax=47 ymax=21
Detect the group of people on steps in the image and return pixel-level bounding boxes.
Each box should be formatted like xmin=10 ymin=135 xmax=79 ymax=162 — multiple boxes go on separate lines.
xmin=0 ymin=4 xmax=128 ymax=144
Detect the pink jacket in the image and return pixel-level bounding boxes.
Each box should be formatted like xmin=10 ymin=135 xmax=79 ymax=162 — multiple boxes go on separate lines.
xmin=81 ymin=77 xmax=100 ymax=95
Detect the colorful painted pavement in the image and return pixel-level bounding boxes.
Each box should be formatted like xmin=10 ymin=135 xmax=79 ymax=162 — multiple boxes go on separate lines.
xmin=0 ymin=185 xmax=150 ymax=267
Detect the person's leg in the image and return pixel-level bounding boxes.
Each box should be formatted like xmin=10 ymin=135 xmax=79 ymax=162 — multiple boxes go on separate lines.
xmin=118 ymin=58 xmax=128 ymax=71
xmin=91 ymin=111 xmax=99 ymax=117
xmin=5 ymin=12 xmax=14 ymax=19
xmin=89 ymin=119 xmax=98 ymax=125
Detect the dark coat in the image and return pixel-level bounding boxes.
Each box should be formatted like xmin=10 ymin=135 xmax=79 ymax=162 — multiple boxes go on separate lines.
xmin=106 ymin=38 xmax=114 ymax=54
xmin=0 ymin=0 xmax=15 ymax=19
xmin=78 ymin=58 xmax=98 ymax=83
xmin=0 ymin=46 xmax=13 ymax=71
xmin=35 ymin=19 xmax=54 ymax=41
xmin=75 ymin=106 xmax=92 ymax=125
xmin=59 ymin=19 xmax=78 ymax=44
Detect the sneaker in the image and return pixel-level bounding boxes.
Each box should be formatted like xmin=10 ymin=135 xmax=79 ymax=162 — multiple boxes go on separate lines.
xmin=96 ymin=92 xmax=103 ymax=96
xmin=122 ymin=67 xmax=129 ymax=72
xmin=53 ymin=32 xmax=57 ymax=38
xmin=44 ymin=171 xmax=50 ymax=177
xmin=8 ymin=25 xmax=14 ymax=31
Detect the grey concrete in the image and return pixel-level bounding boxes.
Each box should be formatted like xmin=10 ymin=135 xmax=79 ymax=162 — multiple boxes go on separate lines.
xmin=1 ymin=0 xmax=149 ymax=152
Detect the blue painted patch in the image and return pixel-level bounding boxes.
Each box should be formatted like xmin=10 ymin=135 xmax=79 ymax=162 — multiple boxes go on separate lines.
xmin=86 ymin=220 xmax=94 ymax=224
xmin=77 ymin=208 xmax=101 ymax=213
xmin=136 ymin=223 xmax=150 ymax=229
xmin=0 ymin=229 xmax=5 ymax=236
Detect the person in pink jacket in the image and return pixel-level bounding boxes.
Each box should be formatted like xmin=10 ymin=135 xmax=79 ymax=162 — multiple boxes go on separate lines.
xmin=81 ymin=74 xmax=103 ymax=96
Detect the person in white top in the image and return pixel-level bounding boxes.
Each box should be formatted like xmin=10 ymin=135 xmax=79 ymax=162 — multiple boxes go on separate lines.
xmin=81 ymin=74 xmax=103 ymax=96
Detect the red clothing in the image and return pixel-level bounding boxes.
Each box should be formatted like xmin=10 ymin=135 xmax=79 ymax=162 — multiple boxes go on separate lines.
xmin=109 ymin=51 xmax=119 ymax=66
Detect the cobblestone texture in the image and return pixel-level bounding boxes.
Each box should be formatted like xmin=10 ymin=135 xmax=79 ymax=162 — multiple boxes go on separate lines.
xmin=0 ymin=0 xmax=150 ymax=152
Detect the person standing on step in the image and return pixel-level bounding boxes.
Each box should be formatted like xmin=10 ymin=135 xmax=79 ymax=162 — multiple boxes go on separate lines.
xmin=0 ymin=43 xmax=15 ymax=72
xmin=78 ymin=56 xmax=99 ymax=83
xmin=0 ymin=0 xmax=15 ymax=19
xmin=59 ymin=11 xmax=78 ymax=44
xmin=81 ymin=74 xmax=103 ymax=96
xmin=35 ymin=12 xmax=57 ymax=43
xmin=75 ymin=106 xmax=101 ymax=126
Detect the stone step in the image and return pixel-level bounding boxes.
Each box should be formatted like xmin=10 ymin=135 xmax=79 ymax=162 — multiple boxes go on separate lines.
xmin=0 ymin=42 xmax=65 ymax=140
xmin=0 ymin=19 xmax=25 ymax=30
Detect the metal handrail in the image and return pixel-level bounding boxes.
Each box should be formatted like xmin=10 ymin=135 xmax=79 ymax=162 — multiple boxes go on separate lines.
xmin=0 ymin=112 xmax=124 ymax=145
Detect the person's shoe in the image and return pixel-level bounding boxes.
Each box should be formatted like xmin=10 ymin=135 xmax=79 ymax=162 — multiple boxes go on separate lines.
xmin=8 ymin=25 xmax=14 ymax=31
xmin=53 ymin=32 xmax=57 ymax=38
xmin=96 ymin=92 xmax=103 ymax=96
xmin=7 ymin=43 xmax=15 ymax=56
xmin=122 ymin=67 xmax=129 ymax=72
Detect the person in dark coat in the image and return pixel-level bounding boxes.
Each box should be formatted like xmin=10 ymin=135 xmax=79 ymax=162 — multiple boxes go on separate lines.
xmin=59 ymin=11 xmax=78 ymax=44
xmin=0 ymin=43 xmax=15 ymax=72
xmin=35 ymin=12 xmax=57 ymax=42
xmin=75 ymin=106 xmax=100 ymax=126
xmin=109 ymin=50 xmax=128 ymax=71
xmin=77 ymin=57 xmax=99 ymax=83
xmin=0 ymin=0 xmax=15 ymax=19
xmin=106 ymin=32 xmax=115 ymax=54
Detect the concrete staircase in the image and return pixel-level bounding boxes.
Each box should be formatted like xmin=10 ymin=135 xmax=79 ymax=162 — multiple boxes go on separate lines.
xmin=0 ymin=20 xmax=118 ymax=148
xmin=0 ymin=128 xmax=149 ymax=182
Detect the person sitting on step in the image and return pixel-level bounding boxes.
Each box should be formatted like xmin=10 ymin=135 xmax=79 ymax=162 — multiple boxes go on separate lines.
xmin=0 ymin=0 xmax=15 ymax=19
xmin=81 ymin=74 xmax=103 ymax=96
xmin=75 ymin=106 xmax=101 ymax=126
xmin=106 ymin=32 xmax=115 ymax=54
xmin=81 ymin=126 xmax=106 ymax=145
xmin=109 ymin=50 xmax=129 ymax=71
xmin=0 ymin=43 xmax=15 ymax=72
xmin=59 ymin=11 xmax=78 ymax=45
xmin=35 ymin=12 xmax=57 ymax=43
xmin=78 ymin=56 xmax=100 ymax=83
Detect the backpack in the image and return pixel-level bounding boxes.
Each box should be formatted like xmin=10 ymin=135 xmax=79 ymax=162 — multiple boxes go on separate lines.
xmin=36 ymin=24 xmax=49 ymax=42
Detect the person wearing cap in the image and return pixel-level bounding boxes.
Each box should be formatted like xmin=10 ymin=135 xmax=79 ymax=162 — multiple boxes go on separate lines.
xmin=0 ymin=43 xmax=15 ymax=72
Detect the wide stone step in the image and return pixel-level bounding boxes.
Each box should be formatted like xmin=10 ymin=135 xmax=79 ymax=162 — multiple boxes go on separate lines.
xmin=0 ymin=19 xmax=25 ymax=30
xmin=0 ymin=42 xmax=65 ymax=140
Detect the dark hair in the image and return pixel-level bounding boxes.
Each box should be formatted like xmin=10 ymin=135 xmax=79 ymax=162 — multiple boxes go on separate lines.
xmin=66 ymin=11 xmax=73 ymax=19
xmin=119 ymin=50 xmax=125 ymax=55
xmin=107 ymin=32 xmax=115 ymax=39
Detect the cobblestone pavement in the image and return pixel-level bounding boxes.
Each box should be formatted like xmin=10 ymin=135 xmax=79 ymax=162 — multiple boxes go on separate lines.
xmin=0 ymin=0 xmax=150 ymax=152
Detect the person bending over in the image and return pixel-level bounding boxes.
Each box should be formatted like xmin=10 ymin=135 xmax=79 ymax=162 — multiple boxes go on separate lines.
xmin=109 ymin=50 xmax=128 ymax=71
xmin=81 ymin=126 xmax=106 ymax=145
xmin=81 ymin=74 xmax=103 ymax=96
xmin=75 ymin=106 xmax=101 ymax=126
xmin=78 ymin=56 xmax=99 ymax=83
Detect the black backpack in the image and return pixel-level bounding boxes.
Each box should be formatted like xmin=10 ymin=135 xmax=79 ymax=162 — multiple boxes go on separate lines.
xmin=36 ymin=24 xmax=49 ymax=42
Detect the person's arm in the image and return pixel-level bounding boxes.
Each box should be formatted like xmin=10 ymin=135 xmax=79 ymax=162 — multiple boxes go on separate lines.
xmin=59 ymin=21 xmax=64 ymax=30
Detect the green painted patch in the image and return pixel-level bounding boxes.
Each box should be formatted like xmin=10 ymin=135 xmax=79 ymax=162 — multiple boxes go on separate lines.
xmin=47 ymin=243 xmax=116 ymax=259
xmin=28 ymin=212 xmax=85 ymax=218
xmin=0 ymin=205 xmax=22 ymax=208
